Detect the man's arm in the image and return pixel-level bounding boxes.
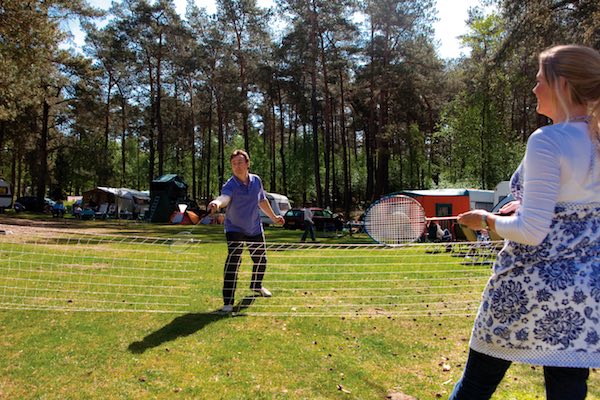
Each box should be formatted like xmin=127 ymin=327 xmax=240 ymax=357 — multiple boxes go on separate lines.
xmin=259 ymin=199 xmax=285 ymax=225
xmin=208 ymin=195 xmax=231 ymax=214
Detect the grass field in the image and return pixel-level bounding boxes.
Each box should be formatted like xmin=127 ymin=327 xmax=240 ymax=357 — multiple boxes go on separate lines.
xmin=1 ymin=216 xmax=599 ymax=399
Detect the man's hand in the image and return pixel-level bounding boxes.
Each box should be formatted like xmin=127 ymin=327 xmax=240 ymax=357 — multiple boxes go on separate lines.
xmin=208 ymin=201 xmax=219 ymax=214
xmin=273 ymin=215 xmax=285 ymax=225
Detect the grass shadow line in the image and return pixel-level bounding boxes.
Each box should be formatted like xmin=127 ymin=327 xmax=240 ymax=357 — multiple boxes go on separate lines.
xmin=127 ymin=295 xmax=257 ymax=354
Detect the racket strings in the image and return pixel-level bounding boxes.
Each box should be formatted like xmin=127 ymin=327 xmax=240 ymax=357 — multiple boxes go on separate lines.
xmin=365 ymin=195 xmax=428 ymax=244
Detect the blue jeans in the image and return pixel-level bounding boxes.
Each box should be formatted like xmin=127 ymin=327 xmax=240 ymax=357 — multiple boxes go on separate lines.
xmin=301 ymin=221 xmax=316 ymax=242
xmin=449 ymin=348 xmax=589 ymax=400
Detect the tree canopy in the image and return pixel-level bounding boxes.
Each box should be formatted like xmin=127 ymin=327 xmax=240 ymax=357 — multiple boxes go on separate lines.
xmin=1 ymin=0 xmax=598 ymax=213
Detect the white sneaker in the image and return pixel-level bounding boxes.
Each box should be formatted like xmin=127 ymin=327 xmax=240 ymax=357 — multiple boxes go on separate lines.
xmin=253 ymin=287 xmax=272 ymax=297
xmin=220 ymin=304 xmax=233 ymax=313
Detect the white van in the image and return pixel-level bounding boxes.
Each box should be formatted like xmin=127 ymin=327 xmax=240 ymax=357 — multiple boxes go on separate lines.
xmin=493 ymin=181 xmax=511 ymax=206
xmin=467 ymin=189 xmax=495 ymax=211
xmin=259 ymin=192 xmax=292 ymax=225
xmin=0 ymin=179 xmax=13 ymax=211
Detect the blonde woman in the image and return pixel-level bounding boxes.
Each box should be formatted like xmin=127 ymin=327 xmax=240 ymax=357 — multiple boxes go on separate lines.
xmin=453 ymin=45 xmax=600 ymax=399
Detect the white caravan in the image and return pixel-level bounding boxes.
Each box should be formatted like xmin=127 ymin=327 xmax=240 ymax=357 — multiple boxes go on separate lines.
xmin=259 ymin=192 xmax=292 ymax=225
xmin=0 ymin=179 xmax=12 ymax=210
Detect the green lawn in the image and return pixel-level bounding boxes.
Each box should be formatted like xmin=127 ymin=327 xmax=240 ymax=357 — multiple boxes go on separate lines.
xmin=0 ymin=216 xmax=599 ymax=399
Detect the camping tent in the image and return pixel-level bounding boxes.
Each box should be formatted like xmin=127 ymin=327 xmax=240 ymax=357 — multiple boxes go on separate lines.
xmin=169 ymin=210 xmax=200 ymax=225
xmin=115 ymin=188 xmax=150 ymax=218
xmin=149 ymin=174 xmax=189 ymax=223
xmin=82 ymin=187 xmax=150 ymax=218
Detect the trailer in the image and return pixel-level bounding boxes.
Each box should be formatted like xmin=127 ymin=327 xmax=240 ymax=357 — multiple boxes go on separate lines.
xmin=467 ymin=189 xmax=495 ymax=211
xmin=259 ymin=192 xmax=292 ymax=225
xmin=0 ymin=179 xmax=13 ymax=211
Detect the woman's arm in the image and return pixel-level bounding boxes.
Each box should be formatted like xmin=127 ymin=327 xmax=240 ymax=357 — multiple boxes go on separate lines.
xmin=459 ymin=130 xmax=561 ymax=246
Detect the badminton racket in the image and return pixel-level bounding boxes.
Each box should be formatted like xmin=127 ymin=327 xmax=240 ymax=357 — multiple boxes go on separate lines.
xmin=168 ymin=204 xmax=202 ymax=253
xmin=168 ymin=229 xmax=200 ymax=253
xmin=363 ymin=195 xmax=456 ymax=245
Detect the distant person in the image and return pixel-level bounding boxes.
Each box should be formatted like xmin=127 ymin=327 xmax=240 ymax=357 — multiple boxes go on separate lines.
xmin=52 ymin=200 xmax=65 ymax=218
xmin=435 ymin=223 xmax=444 ymax=241
xmin=452 ymin=45 xmax=600 ymax=399
xmin=208 ymin=149 xmax=284 ymax=314
xmin=427 ymin=221 xmax=442 ymax=242
xmin=73 ymin=203 xmax=82 ymax=219
xmin=300 ymin=203 xmax=316 ymax=242
xmin=200 ymin=213 xmax=213 ymax=225
xmin=441 ymin=228 xmax=452 ymax=242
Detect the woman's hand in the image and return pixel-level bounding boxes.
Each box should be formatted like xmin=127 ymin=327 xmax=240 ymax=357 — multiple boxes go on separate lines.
xmin=457 ymin=210 xmax=489 ymax=231
xmin=498 ymin=200 xmax=520 ymax=216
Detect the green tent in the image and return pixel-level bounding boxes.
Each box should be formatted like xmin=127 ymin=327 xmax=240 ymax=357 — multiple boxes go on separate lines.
xmin=148 ymin=174 xmax=189 ymax=223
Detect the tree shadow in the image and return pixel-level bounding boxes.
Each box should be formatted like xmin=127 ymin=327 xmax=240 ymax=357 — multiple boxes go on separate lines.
xmin=127 ymin=296 xmax=257 ymax=354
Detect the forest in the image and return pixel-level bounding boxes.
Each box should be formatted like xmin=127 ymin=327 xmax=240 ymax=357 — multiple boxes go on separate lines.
xmin=1 ymin=0 xmax=599 ymax=215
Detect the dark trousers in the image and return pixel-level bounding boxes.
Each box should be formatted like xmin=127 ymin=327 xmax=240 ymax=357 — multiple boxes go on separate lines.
xmin=449 ymin=348 xmax=589 ymax=400
xmin=223 ymin=231 xmax=267 ymax=306
xmin=301 ymin=221 xmax=316 ymax=242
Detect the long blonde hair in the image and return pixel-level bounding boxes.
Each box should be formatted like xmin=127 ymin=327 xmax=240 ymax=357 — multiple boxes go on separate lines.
xmin=539 ymin=45 xmax=600 ymax=146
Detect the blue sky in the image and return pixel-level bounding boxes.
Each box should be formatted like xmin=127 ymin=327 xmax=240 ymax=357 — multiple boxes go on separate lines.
xmin=71 ymin=0 xmax=490 ymax=59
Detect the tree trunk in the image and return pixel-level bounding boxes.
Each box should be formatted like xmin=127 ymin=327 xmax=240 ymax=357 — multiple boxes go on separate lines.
xmin=270 ymin=97 xmax=276 ymax=192
xmin=156 ymin=33 xmax=164 ymax=177
xmin=189 ymin=76 xmax=197 ymax=201
xmin=216 ymin=92 xmax=225 ymax=190
xmin=0 ymin=122 xmax=4 ymax=164
xmin=366 ymin=24 xmax=376 ymax=201
xmin=117 ymin=84 xmax=127 ymax=187
xmin=374 ymin=28 xmax=391 ymax=198
xmin=145 ymin=48 xmax=156 ymax=187
xmin=36 ymin=99 xmax=50 ymax=208
xmin=319 ymin=32 xmax=331 ymax=207
xmin=102 ymin=73 xmax=112 ymax=184
xmin=205 ymin=90 xmax=214 ymax=204
xmin=230 ymin=9 xmax=249 ymax=154
xmin=339 ymin=69 xmax=350 ymax=216
xmin=10 ymin=131 xmax=17 ymax=200
xmin=309 ymin=0 xmax=322 ymax=207
xmin=277 ymin=83 xmax=287 ymax=196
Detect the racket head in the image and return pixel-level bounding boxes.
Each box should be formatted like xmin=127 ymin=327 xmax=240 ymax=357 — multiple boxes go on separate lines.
xmin=364 ymin=195 xmax=426 ymax=245
xmin=169 ymin=231 xmax=196 ymax=253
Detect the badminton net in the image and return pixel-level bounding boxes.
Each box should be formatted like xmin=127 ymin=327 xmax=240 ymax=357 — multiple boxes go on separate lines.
xmin=0 ymin=227 xmax=502 ymax=317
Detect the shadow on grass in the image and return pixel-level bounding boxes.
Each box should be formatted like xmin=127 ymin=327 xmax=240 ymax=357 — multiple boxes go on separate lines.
xmin=127 ymin=296 xmax=257 ymax=354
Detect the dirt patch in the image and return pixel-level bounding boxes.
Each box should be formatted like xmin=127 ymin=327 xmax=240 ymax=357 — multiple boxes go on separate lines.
xmin=0 ymin=215 xmax=121 ymax=236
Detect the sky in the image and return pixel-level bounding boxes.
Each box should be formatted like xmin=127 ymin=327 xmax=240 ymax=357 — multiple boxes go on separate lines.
xmin=71 ymin=0 xmax=490 ymax=59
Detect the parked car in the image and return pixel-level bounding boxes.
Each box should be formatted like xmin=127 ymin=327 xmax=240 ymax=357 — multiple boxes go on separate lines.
xmin=14 ymin=196 xmax=55 ymax=213
xmin=283 ymin=207 xmax=343 ymax=231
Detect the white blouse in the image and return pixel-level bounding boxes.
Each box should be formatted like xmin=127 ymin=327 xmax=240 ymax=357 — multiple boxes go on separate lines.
xmin=495 ymin=122 xmax=600 ymax=245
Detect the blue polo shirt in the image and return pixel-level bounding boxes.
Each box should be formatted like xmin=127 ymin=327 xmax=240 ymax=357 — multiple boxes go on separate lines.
xmin=221 ymin=173 xmax=266 ymax=236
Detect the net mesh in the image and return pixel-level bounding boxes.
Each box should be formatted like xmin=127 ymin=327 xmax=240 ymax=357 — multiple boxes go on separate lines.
xmin=0 ymin=226 xmax=503 ymax=317
xmin=0 ymin=229 xmax=201 ymax=313
xmin=364 ymin=195 xmax=427 ymax=244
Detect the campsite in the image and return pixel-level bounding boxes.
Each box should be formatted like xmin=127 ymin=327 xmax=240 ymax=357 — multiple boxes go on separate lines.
xmin=2 ymin=0 xmax=600 ymax=399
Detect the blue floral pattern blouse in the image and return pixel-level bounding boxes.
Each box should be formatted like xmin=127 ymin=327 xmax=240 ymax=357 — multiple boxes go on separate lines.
xmin=470 ymin=161 xmax=600 ymax=367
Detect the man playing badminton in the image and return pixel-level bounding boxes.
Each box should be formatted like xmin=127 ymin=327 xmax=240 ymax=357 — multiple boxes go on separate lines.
xmin=208 ymin=149 xmax=284 ymax=313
